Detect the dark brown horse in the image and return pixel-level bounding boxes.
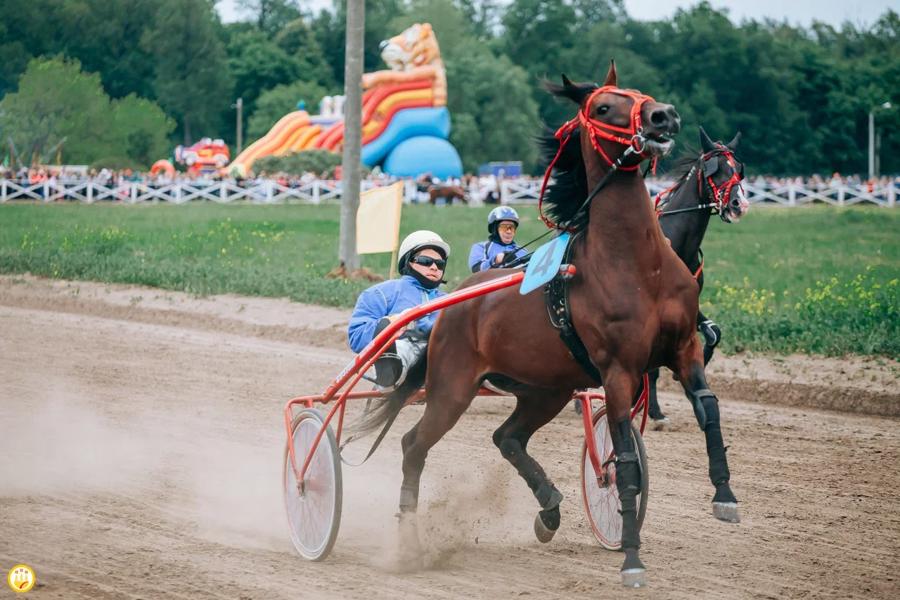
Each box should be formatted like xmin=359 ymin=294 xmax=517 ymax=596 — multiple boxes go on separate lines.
xmin=647 ymin=127 xmax=749 ymax=426
xmin=427 ymin=184 xmax=469 ymax=205
xmin=365 ymin=63 xmax=739 ymax=587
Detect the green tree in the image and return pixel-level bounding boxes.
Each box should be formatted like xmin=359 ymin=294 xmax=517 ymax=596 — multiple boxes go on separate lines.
xmin=275 ymin=18 xmax=336 ymax=87
xmin=0 ymin=57 xmax=171 ymax=167
xmin=446 ymin=47 xmax=540 ymax=172
xmin=247 ymin=80 xmax=330 ymax=140
xmin=500 ymin=0 xmax=578 ymax=127
xmin=141 ymin=0 xmax=233 ymax=144
xmin=0 ymin=0 xmax=64 ymax=96
xmin=238 ymin=0 xmax=303 ymax=35
xmin=109 ymin=94 xmax=176 ymax=167
xmin=0 ymin=57 xmax=112 ymax=164
xmin=57 ymin=0 xmax=159 ymax=100
xmin=227 ymin=30 xmax=303 ymax=118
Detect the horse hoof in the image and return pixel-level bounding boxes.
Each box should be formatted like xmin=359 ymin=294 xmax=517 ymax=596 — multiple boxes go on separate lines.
xmin=621 ymin=568 xmax=647 ymax=588
xmin=713 ymin=501 xmax=740 ymax=523
xmin=534 ymin=513 xmax=557 ymax=543
xmin=649 ymin=417 xmax=670 ymax=431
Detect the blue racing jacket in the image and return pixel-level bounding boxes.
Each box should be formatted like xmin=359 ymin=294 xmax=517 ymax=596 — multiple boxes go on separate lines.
xmin=347 ymin=275 xmax=446 ymax=353
xmin=468 ymin=240 xmax=528 ymax=272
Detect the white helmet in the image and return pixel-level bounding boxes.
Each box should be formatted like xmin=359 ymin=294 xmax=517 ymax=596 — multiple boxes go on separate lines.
xmin=397 ymin=230 xmax=450 ymax=271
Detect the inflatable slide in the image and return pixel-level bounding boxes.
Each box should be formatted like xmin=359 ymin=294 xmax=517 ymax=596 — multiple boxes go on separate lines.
xmin=229 ymin=23 xmax=463 ymax=179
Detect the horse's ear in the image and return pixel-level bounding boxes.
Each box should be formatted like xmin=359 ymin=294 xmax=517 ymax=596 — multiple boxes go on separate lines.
xmin=602 ymin=60 xmax=617 ymax=87
xmin=726 ymin=131 xmax=742 ymax=150
xmin=699 ymin=126 xmax=715 ymax=153
xmin=551 ymin=74 xmax=594 ymax=105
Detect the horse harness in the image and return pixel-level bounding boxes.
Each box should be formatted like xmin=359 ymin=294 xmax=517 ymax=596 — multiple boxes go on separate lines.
xmin=543 ymin=232 xmax=604 ymax=384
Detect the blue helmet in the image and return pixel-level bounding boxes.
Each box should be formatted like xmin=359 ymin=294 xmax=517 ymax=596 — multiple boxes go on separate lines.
xmin=487 ymin=206 xmax=519 ymax=233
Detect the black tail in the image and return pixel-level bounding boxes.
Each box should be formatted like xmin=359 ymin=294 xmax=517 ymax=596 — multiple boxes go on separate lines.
xmin=345 ymin=358 xmax=428 ymax=456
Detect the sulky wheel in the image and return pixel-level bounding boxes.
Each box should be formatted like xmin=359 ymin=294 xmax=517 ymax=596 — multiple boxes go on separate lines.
xmin=580 ymin=409 xmax=649 ymax=551
xmin=283 ymin=408 xmax=342 ymax=561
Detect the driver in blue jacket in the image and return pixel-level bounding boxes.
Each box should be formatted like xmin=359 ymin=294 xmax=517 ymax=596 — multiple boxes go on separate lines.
xmin=468 ymin=206 xmax=528 ymax=272
xmin=348 ymin=230 xmax=450 ymax=388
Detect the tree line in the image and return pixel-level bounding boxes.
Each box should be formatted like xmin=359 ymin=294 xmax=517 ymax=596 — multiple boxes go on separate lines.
xmin=0 ymin=0 xmax=897 ymax=175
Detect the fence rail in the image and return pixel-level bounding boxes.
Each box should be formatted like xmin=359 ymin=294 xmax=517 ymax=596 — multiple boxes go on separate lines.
xmin=500 ymin=179 xmax=897 ymax=207
xmin=1 ymin=178 xmax=896 ymax=207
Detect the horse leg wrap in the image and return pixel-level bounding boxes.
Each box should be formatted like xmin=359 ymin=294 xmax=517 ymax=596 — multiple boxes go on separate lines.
xmin=689 ymin=388 xmax=715 ymax=430
xmin=611 ymin=420 xmax=641 ymax=551
xmin=615 ymin=456 xmax=642 ymax=550
xmin=698 ymin=393 xmax=737 ymax=503
xmin=699 ymin=319 xmax=722 ymax=348
xmin=700 ymin=320 xmax=722 ymax=366
xmin=497 ymin=436 xmax=562 ymax=519
xmin=535 ymin=482 xmax=564 ymax=511
xmin=399 ymin=484 xmax=418 ymax=513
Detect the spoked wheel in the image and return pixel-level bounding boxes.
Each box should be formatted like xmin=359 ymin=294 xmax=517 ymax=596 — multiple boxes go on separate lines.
xmin=283 ymin=408 xmax=342 ymax=561
xmin=580 ymin=409 xmax=649 ymax=551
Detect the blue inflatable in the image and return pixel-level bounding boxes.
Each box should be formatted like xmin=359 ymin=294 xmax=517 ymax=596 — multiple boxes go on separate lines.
xmin=383 ymin=136 xmax=463 ymax=179
xmin=361 ymin=107 xmax=451 ymax=167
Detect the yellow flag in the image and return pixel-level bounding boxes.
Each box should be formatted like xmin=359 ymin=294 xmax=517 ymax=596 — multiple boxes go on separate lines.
xmin=356 ymin=182 xmax=403 ymax=255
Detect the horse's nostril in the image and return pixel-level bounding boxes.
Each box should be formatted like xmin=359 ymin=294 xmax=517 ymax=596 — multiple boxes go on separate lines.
xmin=379 ymin=40 xmax=389 ymax=50
xmin=650 ymin=111 xmax=668 ymax=126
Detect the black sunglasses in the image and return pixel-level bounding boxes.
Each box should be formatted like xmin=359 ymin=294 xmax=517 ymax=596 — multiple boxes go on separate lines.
xmin=411 ymin=255 xmax=446 ymax=269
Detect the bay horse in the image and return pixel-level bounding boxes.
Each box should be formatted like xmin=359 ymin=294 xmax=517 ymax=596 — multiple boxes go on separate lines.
xmin=427 ymin=184 xmax=469 ymax=205
xmin=646 ymin=127 xmax=749 ymax=426
xmin=362 ymin=62 xmax=739 ymax=587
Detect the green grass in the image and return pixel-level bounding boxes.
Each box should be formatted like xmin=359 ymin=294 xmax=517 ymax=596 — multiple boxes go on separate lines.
xmin=0 ymin=202 xmax=897 ymax=357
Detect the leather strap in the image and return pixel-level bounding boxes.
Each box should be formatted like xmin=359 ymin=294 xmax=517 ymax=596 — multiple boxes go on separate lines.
xmin=543 ymin=233 xmax=604 ymax=384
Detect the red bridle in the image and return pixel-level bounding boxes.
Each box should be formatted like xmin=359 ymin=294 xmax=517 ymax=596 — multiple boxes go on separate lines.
xmin=539 ymin=85 xmax=659 ymax=229
xmin=654 ymin=145 xmax=744 ymax=218
xmin=700 ymin=146 xmax=744 ymax=215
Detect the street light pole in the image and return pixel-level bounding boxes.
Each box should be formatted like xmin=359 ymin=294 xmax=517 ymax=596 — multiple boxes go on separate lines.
xmin=235 ymin=97 xmax=243 ymax=155
xmin=868 ymin=101 xmax=892 ymax=180
xmin=868 ymin=110 xmax=875 ymax=180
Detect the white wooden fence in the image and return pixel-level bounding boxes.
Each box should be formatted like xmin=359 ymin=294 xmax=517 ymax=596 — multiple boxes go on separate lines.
xmin=499 ymin=179 xmax=898 ymax=207
xmin=1 ymin=177 xmax=896 ymax=207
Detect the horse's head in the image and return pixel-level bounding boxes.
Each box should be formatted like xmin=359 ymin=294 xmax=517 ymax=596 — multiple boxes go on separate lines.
xmin=699 ymin=127 xmax=749 ymax=223
xmin=551 ymin=61 xmax=680 ymax=171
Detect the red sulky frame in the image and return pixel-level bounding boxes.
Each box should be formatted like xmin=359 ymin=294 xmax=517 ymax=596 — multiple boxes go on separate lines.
xmin=283 ymin=268 xmax=648 ymax=492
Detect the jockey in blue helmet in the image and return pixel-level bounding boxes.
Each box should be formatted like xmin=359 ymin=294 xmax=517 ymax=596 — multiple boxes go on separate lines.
xmin=468 ymin=206 xmax=528 ymax=272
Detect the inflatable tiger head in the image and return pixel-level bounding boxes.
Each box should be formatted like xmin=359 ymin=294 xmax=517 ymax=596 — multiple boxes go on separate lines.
xmin=379 ymin=23 xmax=443 ymax=71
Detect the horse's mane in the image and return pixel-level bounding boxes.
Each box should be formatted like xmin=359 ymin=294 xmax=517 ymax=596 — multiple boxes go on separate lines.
xmin=661 ymin=145 xmax=701 ymax=198
xmin=537 ymin=126 xmax=589 ymax=229
xmin=537 ymin=79 xmax=598 ymax=230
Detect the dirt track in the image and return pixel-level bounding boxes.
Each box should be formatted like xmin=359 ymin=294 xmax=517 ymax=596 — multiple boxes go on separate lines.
xmin=1 ymin=276 xmax=898 ymax=599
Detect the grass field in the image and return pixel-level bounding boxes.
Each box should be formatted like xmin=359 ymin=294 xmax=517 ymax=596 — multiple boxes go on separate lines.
xmin=0 ymin=202 xmax=897 ymax=357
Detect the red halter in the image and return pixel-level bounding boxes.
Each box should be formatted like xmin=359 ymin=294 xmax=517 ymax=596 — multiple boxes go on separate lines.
xmin=700 ymin=147 xmax=744 ymax=214
xmin=653 ymin=145 xmax=744 ymax=217
xmin=539 ymin=86 xmax=659 ymax=229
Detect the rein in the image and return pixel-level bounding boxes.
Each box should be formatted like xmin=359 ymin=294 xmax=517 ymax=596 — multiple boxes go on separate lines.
xmin=538 ymin=85 xmax=659 ymax=231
